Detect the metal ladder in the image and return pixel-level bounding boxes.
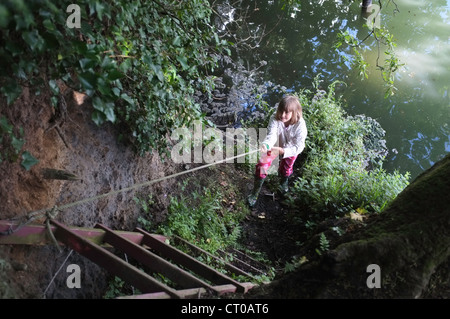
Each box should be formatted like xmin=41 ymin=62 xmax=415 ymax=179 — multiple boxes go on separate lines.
xmin=0 ymin=219 xmax=267 ymax=299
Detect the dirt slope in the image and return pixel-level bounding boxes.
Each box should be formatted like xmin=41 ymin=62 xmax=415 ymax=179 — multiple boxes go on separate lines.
xmin=0 ymin=87 xmax=180 ymax=298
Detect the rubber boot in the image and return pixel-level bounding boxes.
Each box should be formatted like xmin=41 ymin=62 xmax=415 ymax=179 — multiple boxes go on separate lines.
xmin=279 ymin=176 xmax=289 ymax=194
xmin=248 ymin=177 xmax=265 ymax=207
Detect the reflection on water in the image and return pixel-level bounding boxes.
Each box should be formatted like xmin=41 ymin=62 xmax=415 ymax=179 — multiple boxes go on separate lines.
xmin=373 ymin=1 xmax=450 ymax=177
xmin=339 ymin=0 xmax=450 ymax=179
xmin=220 ymin=0 xmax=450 ymax=179
xmin=405 ymin=132 xmax=438 ymax=170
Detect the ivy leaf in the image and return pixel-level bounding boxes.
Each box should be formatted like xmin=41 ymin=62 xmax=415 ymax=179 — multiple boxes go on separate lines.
xmin=11 ymin=136 xmax=24 ymax=152
xmin=21 ymin=151 xmax=39 ymax=171
xmin=92 ymin=96 xmax=104 ymax=111
xmin=172 ymin=36 xmax=181 ymax=46
xmin=95 ymin=2 xmax=106 ymax=20
xmin=0 ymin=5 xmax=10 ymax=28
xmin=176 ymin=55 xmax=189 ymax=70
xmin=91 ymin=110 xmax=105 ymax=125
xmin=104 ymin=102 xmax=116 ymax=123
xmin=150 ymin=64 xmax=164 ymax=82
xmin=5 ymin=40 xmax=22 ymax=57
xmin=42 ymin=18 xmax=55 ymax=31
xmin=112 ymin=87 xmax=121 ymax=97
xmin=120 ymin=93 xmax=134 ymax=105
xmin=48 ymin=79 xmax=60 ymax=95
xmin=107 ymin=69 xmax=124 ymax=81
xmin=119 ymin=59 xmax=132 ymax=73
xmin=77 ymin=72 xmax=96 ymax=90
xmin=79 ymin=58 xmax=95 ymax=71
xmin=0 ymin=81 xmax=22 ymax=105
xmin=0 ymin=116 xmax=12 ymax=133
xmin=22 ymin=30 xmax=44 ymax=52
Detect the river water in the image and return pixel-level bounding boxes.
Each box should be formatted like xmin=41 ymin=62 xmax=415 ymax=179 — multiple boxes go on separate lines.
xmin=218 ymin=0 xmax=450 ymax=180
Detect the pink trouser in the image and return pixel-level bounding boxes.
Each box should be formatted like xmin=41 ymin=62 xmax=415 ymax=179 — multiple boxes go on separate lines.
xmin=255 ymin=155 xmax=298 ymax=179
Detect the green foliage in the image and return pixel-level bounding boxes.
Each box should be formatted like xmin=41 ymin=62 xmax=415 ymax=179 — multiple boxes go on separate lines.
xmin=134 ymin=194 xmax=155 ymax=232
xmin=285 ymin=78 xmax=410 ymax=217
xmin=373 ymin=27 xmax=405 ymax=98
xmin=0 ymin=116 xmax=38 ymax=170
xmin=335 ymin=30 xmax=370 ymax=80
xmin=315 ymin=232 xmax=330 ymax=256
xmin=133 ymin=177 xmax=269 ymax=285
xmin=334 ymin=25 xmax=404 ymax=98
xmin=103 ymin=276 xmax=127 ymax=299
xmin=21 ymin=150 xmax=39 ymax=171
xmin=0 ymin=258 xmax=13 ymax=298
xmin=279 ymin=0 xmax=302 ymax=15
xmin=284 ymin=255 xmax=308 ymax=273
xmin=0 ymin=116 xmax=23 ymax=163
xmin=0 ymin=0 xmax=228 ymax=156
xmin=158 ymin=186 xmax=244 ymax=253
xmin=103 ymin=276 xmax=141 ymax=299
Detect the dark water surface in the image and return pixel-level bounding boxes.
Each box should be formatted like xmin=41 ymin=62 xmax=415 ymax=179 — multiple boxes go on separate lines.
xmin=219 ymin=0 xmax=450 ymax=179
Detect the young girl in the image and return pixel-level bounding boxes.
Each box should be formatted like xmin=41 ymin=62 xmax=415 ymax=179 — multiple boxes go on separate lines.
xmin=248 ymin=95 xmax=307 ymax=207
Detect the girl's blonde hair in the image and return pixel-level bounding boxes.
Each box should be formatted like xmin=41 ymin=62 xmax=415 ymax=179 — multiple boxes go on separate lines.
xmin=275 ymin=95 xmax=303 ymax=125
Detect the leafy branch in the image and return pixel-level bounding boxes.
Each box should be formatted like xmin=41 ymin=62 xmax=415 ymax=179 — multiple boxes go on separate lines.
xmin=334 ymin=0 xmax=404 ymax=98
xmin=0 ymin=0 xmax=230 ymax=157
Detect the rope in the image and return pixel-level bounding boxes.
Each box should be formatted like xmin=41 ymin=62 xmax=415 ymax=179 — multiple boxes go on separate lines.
xmin=0 ymin=214 xmax=40 ymax=236
xmin=45 ymin=206 xmax=62 ymax=253
xmin=3 ymin=148 xmax=259 ymax=234
xmin=42 ymin=249 xmax=74 ymax=298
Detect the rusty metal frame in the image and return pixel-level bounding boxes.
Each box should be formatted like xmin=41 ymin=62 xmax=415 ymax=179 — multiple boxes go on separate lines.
xmin=96 ymin=223 xmax=215 ymax=291
xmin=1 ymin=219 xmax=261 ymax=299
xmin=0 ymin=220 xmax=144 ymax=246
xmin=173 ymin=235 xmax=257 ymax=291
xmin=49 ymin=220 xmax=183 ymax=298
xmin=136 ymin=228 xmax=254 ymax=294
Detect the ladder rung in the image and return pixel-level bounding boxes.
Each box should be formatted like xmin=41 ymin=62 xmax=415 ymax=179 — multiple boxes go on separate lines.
xmin=96 ymin=224 xmax=214 ymax=292
xmin=229 ymin=247 xmax=272 ymax=272
xmin=116 ymin=283 xmax=256 ymax=299
xmin=117 ymin=287 xmax=207 ymax=299
xmin=0 ymin=220 xmax=144 ymax=246
xmin=2 ymin=219 xmax=262 ymax=299
xmin=217 ymin=249 xmax=267 ymax=277
xmin=50 ymin=220 xmax=182 ymax=299
xmin=173 ymin=235 xmax=252 ymax=293
xmin=137 ymin=228 xmax=245 ymax=292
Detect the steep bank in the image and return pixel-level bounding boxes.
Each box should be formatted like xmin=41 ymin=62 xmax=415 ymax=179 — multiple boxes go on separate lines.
xmin=2 ymin=86 xmax=448 ymax=299
xmin=248 ymin=153 xmax=450 ymax=299
xmin=0 ymin=87 xmax=181 ymax=298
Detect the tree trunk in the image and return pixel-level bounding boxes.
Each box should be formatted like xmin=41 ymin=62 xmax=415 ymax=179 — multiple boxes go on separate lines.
xmin=250 ymin=153 xmax=450 ymax=298
xmin=362 ymin=0 xmax=373 ymax=15
xmin=362 ymin=0 xmax=372 ymax=9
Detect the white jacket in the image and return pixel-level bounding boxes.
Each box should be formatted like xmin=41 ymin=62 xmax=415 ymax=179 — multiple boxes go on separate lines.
xmin=262 ymin=115 xmax=307 ymax=158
